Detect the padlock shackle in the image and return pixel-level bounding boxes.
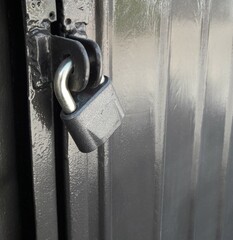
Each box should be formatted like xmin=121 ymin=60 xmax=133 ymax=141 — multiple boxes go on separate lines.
xmin=54 ymin=58 xmax=77 ymax=114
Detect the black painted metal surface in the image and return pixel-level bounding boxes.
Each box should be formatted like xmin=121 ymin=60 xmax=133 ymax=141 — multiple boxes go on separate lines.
xmin=52 ymin=1 xmax=113 ymax=239
xmin=111 ymin=0 xmax=233 ymax=239
xmin=0 ymin=1 xmax=20 ymax=239
xmin=9 ymin=0 xmax=233 ymax=239
xmin=22 ymin=1 xmax=59 ymax=239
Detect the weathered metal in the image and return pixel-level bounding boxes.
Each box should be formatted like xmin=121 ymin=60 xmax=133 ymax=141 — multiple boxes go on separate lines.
xmin=22 ymin=1 xmax=58 ymax=239
xmin=17 ymin=0 xmax=233 ymax=239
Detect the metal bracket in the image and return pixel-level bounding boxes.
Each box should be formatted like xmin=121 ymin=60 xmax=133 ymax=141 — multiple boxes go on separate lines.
xmin=26 ymin=30 xmax=51 ymax=89
xmin=51 ymin=35 xmax=90 ymax=92
xmin=69 ymin=36 xmax=103 ymax=88
xmin=24 ymin=0 xmax=96 ymax=91
xmin=26 ymin=32 xmax=90 ymax=91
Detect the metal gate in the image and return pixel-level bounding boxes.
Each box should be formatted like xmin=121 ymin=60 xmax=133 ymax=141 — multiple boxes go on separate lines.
xmin=0 ymin=0 xmax=233 ymax=239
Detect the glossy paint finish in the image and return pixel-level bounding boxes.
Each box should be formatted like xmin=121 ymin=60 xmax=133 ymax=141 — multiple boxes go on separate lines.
xmin=111 ymin=0 xmax=233 ymax=239
xmin=18 ymin=0 xmax=233 ymax=239
xmin=22 ymin=1 xmax=58 ymax=239
xmin=60 ymin=1 xmax=113 ymax=239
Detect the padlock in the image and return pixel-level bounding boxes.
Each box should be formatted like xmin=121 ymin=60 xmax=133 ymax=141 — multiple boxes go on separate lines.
xmin=54 ymin=57 xmax=124 ymax=153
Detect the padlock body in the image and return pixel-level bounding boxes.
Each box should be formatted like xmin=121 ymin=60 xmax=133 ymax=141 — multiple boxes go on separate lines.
xmin=61 ymin=77 xmax=124 ymax=153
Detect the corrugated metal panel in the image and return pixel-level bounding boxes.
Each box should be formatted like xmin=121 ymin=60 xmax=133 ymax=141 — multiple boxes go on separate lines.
xmin=17 ymin=0 xmax=233 ymax=239
xmin=111 ymin=0 xmax=233 ymax=239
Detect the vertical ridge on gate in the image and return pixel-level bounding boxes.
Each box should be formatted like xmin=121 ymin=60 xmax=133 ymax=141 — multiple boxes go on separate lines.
xmin=96 ymin=0 xmax=114 ymax=239
xmin=22 ymin=1 xmax=58 ymax=239
xmin=53 ymin=0 xmax=99 ymax=239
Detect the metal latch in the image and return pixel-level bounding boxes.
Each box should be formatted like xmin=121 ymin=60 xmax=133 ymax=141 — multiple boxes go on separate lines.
xmin=52 ymin=36 xmax=124 ymax=153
